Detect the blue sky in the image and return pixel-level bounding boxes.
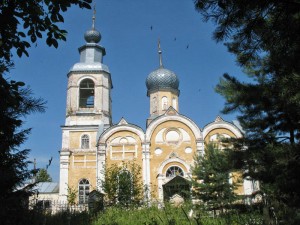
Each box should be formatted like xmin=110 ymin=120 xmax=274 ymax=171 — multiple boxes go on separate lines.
xmin=12 ymin=0 xmax=245 ymax=182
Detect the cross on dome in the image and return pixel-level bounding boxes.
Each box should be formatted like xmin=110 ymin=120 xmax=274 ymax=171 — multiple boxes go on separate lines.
xmin=84 ymin=4 xmax=101 ymax=43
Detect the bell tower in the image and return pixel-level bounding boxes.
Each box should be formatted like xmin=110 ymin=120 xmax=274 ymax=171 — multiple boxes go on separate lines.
xmin=65 ymin=11 xmax=112 ymax=127
xmin=59 ymin=9 xmax=112 ymax=200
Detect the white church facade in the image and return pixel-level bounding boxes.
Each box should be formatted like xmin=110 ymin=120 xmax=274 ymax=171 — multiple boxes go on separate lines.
xmin=58 ymin=19 xmax=256 ymax=204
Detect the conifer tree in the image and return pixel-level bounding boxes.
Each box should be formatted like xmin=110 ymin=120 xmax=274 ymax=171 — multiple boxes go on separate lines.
xmin=0 ymin=76 xmax=45 ymax=225
xmin=194 ymin=0 xmax=300 ymax=223
xmin=36 ymin=168 xmax=52 ymax=182
xmin=0 ymin=1 xmax=92 ymax=224
xmin=192 ymin=144 xmax=238 ymax=214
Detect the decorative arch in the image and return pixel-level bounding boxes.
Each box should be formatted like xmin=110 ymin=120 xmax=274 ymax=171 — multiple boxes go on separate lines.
xmin=157 ymin=157 xmax=190 ymax=176
xmin=77 ymin=75 xmax=97 ymax=85
xmin=203 ymin=121 xmax=243 ymax=139
xmin=145 ymin=115 xmax=202 ymax=143
xmin=99 ymin=124 xmax=144 ymax=145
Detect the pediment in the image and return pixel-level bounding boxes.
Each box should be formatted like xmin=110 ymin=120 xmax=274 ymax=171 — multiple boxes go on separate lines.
xmin=118 ymin=117 xmax=128 ymax=125
xmin=164 ymin=106 xmax=178 ymax=116
xmin=215 ymin=115 xmax=224 ymax=122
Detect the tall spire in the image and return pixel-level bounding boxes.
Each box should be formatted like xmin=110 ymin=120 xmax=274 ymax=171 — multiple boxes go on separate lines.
xmin=158 ymin=39 xmax=163 ymax=68
xmin=92 ymin=4 xmax=96 ymax=30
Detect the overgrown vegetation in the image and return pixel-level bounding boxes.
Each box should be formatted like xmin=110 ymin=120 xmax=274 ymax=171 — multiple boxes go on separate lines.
xmin=24 ymin=203 xmax=264 ymax=225
xmin=101 ymin=161 xmax=144 ymax=207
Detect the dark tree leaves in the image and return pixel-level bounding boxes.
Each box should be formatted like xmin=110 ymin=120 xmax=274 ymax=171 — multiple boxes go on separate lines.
xmin=194 ymin=0 xmax=300 ymax=222
xmin=0 ymin=0 xmax=92 ymax=65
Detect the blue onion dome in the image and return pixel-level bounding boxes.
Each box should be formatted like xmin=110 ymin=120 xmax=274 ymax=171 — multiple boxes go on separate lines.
xmin=146 ymin=66 xmax=179 ymax=95
xmin=84 ymin=28 xmax=101 ymax=43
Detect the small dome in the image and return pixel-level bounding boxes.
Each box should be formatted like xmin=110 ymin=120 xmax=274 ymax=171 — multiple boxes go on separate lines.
xmin=84 ymin=29 xmax=101 ymax=43
xmin=146 ymin=67 xmax=179 ymax=94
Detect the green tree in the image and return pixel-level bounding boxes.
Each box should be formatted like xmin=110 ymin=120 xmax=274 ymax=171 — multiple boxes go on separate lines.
xmin=102 ymin=161 xmax=143 ymax=207
xmin=0 ymin=1 xmax=92 ymax=224
xmin=36 ymin=168 xmax=52 ymax=182
xmin=67 ymin=186 xmax=77 ymax=206
xmin=0 ymin=76 xmax=45 ymax=225
xmin=194 ymin=0 xmax=300 ymax=223
xmin=192 ymin=144 xmax=238 ymax=215
xmin=0 ymin=0 xmax=92 ymax=66
xmin=194 ymin=0 xmax=300 ymax=77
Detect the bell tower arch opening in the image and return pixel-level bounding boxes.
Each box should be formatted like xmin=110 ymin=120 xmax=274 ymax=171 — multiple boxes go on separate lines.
xmin=79 ymin=78 xmax=95 ymax=108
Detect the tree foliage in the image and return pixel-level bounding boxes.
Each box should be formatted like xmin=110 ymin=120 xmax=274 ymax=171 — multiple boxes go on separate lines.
xmin=36 ymin=168 xmax=52 ymax=182
xmin=192 ymin=144 xmax=238 ymax=214
xmin=0 ymin=74 xmax=45 ymax=225
xmin=194 ymin=0 xmax=300 ymax=77
xmin=67 ymin=185 xmax=77 ymax=206
xmin=0 ymin=1 xmax=92 ymax=224
xmin=194 ymin=0 xmax=300 ymax=223
xmin=0 ymin=0 xmax=92 ymax=65
xmin=102 ymin=162 xmax=143 ymax=207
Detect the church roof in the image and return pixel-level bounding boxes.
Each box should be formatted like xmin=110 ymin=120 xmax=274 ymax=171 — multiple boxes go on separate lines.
xmin=146 ymin=67 xmax=179 ymax=95
xmin=84 ymin=5 xmax=101 ymax=44
xmin=69 ymin=7 xmax=110 ymax=74
xmin=84 ymin=28 xmax=101 ymax=43
xmin=146 ymin=40 xmax=179 ymax=96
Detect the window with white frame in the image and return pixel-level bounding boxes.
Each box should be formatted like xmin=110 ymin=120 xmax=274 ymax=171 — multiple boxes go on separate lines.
xmin=81 ymin=134 xmax=89 ymax=149
xmin=172 ymin=97 xmax=177 ymax=109
xmin=78 ymin=178 xmax=90 ymax=204
xmin=166 ymin=166 xmax=184 ymax=178
xmin=162 ymin=96 xmax=168 ymax=110
xmin=152 ymin=97 xmax=157 ymax=113
xmin=110 ymin=137 xmax=137 ymax=160
xmin=36 ymin=200 xmax=51 ymax=210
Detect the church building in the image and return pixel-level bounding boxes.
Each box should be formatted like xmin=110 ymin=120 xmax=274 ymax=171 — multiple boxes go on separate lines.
xmin=58 ymin=17 xmax=256 ymax=204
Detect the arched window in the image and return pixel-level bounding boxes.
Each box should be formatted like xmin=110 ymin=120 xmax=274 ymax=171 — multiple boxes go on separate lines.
xmin=172 ymin=97 xmax=177 ymax=109
xmin=152 ymin=97 xmax=157 ymax=113
xmin=79 ymin=79 xmax=94 ymax=108
xmin=162 ymin=96 xmax=168 ymax=110
xmin=166 ymin=166 xmax=184 ymax=178
xmin=117 ymin=170 xmax=132 ymax=205
xmin=81 ymin=134 xmax=89 ymax=149
xmin=78 ymin=179 xmax=90 ymax=204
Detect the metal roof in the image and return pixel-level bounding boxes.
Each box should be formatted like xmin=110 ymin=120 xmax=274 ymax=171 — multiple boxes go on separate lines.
xmin=35 ymin=182 xmax=59 ymax=193
xmin=146 ymin=67 xmax=179 ymax=95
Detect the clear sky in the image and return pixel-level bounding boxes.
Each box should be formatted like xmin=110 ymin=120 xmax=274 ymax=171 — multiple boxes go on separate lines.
xmin=12 ymin=0 xmax=245 ymax=182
